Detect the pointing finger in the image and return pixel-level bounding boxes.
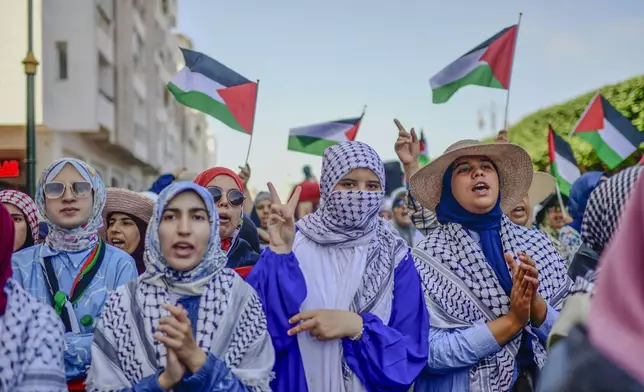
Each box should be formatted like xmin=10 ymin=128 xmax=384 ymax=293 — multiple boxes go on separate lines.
xmin=394 ymin=119 xmax=409 ymax=137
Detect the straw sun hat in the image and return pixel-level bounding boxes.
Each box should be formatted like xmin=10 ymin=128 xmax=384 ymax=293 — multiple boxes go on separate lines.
xmin=409 ymin=139 xmax=534 ymax=214
xmin=103 ymin=188 xmax=155 ymax=225
xmin=528 ymin=172 xmax=556 ymax=207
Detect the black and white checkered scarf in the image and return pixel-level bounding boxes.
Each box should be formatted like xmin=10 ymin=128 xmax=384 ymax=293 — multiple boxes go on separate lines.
xmin=413 ymin=216 xmax=571 ymax=392
xmin=296 ymin=141 xmax=408 ymax=388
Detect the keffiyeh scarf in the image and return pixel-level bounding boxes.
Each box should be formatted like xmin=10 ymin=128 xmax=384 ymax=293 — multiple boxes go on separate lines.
xmin=87 ymin=182 xmax=272 ymax=391
xmin=296 ymin=141 xmax=408 ymax=387
xmin=36 ymin=158 xmax=106 ymax=252
xmin=0 ymin=279 xmax=66 ymax=391
xmin=581 ymin=165 xmax=643 ymax=253
xmin=413 ymin=216 xmax=571 ymax=392
xmin=0 ymin=189 xmax=40 ymax=246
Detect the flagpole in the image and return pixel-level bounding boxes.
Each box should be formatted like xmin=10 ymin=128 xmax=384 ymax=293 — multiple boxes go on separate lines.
xmin=555 ymin=183 xmax=568 ymax=218
xmin=244 ymin=79 xmax=260 ymax=166
xmin=568 ymin=90 xmax=600 ymax=138
xmin=355 ymin=105 xmax=367 ymax=135
xmin=503 ymin=12 xmax=523 ymax=130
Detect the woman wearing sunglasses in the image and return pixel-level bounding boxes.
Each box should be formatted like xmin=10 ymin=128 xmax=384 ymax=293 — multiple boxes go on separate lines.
xmin=11 ymin=158 xmax=138 ymax=387
xmin=194 ymin=167 xmax=260 ymax=270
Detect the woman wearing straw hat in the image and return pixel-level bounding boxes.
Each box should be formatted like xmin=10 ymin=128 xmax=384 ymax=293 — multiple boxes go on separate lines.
xmin=508 ymin=172 xmax=557 ymax=229
xmin=103 ymin=188 xmax=155 ymax=275
xmin=399 ymin=129 xmax=570 ymax=391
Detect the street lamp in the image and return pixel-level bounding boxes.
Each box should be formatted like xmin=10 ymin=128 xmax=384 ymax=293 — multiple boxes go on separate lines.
xmin=22 ymin=0 xmax=39 ymax=197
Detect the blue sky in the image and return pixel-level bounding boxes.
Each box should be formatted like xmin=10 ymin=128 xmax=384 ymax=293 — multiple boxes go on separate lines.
xmin=177 ymin=0 xmax=644 ymax=198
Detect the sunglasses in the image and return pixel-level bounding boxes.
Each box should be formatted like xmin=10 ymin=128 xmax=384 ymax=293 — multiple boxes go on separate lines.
xmin=392 ymin=199 xmax=406 ymax=208
xmin=44 ymin=181 xmax=92 ymax=199
xmin=207 ymin=186 xmax=245 ymax=207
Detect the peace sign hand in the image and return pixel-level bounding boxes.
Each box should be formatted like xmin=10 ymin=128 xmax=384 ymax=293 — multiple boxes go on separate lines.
xmin=267 ymin=182 xmax=301 ymax=254
xmin=394 ymin=119 xmax=420 ymax=167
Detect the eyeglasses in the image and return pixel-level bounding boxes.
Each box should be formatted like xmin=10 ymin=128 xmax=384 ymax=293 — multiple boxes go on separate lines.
xmin=43 ymin=181 xmax=92 ymax=199
xmin=207 ymin=186 xmax=245 ymax=207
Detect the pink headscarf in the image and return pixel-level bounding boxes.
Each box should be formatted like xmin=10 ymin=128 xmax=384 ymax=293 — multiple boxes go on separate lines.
xmin=589 ymin=173 xmax=644 ymax=385
xmin=0 ymin=204 xmax=15 ymax=315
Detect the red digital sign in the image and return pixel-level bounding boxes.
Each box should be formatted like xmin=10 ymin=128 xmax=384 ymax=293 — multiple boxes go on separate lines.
xmin=0 ymin=160 xmax=20 ymax=178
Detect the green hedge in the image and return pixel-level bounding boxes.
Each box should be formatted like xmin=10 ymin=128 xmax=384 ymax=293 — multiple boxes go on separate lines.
xmin=487 ymin=75 xmax=644 ymax=172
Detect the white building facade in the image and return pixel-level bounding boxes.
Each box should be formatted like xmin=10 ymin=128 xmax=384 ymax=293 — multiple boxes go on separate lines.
xmin=0 ymin=0 xmax=215 ymax=191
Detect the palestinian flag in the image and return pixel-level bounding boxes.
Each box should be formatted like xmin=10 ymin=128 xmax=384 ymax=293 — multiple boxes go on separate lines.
xmin=430 ymin=25 xmax=518 ymax=104
xmin=419 ymin=130 xmax=430 ymax=166
xmin=287 ymin=112 xmax=364 ymax=156
xmin=168 ymin=48 xmax=258 ymax=134
xmin=548 ymin=125 xmax=581 ymax=196
xmin=571 ymin=92 xmax=644 ymax=169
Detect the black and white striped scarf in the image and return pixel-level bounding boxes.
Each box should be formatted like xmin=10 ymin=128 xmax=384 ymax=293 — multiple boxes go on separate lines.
xmin=413 ymin=216 xmax=571 ymax=392
xmin=86 ymin=270 xmax=274 ymax=391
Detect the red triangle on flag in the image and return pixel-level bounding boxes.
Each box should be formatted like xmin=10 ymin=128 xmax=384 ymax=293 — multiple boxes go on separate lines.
xmin=480 ymin=25 xmax=518 ymax=89
xmin=344 ymin=120 xmax=361 ymax=141
xmin=217 ymin=82 xmax=258 ymax=134
xmin=573 ymin=94 xmax=605 ymax=133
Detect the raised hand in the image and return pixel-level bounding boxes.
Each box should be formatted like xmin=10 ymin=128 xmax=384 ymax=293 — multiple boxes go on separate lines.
xmin=516 ymin=252 xmax=548 ymax=326
xmin=504 ymin=254 xmax=534 ymax=327
xmin=494 ymin=130 xmax=510 ymax=143
xmin=238 ymin=164 xmax=251 ymax=187
xmin=267 ymin=182 xmax=301 ymax=254
xmin=394 ymin=119 xmax=420 ymax=167
xmin=155 ymin=304 xmax=207 ymax=374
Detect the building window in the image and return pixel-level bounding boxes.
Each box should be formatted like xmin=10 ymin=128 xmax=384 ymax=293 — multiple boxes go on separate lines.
xmin=132 ymin=31 xmax=143 ymax=71
xmin=163 ymin=86 xmax=170 ymax=107
xmin=96 ymin=4 xmax=111 ymax=34
xmin=56 ymin=41 xmax=68 ymax=80
xmin=162 ymin=0 xmax=169 ymax=15
xmin=111 ymin=177 xmax=119 ymax=187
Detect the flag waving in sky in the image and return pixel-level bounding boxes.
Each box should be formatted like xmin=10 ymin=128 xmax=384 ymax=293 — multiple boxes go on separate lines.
xmin=430 ymin=25 xmax=518 ymax=104
xmin=168 ymin=48 xmax=258 ymax=134
xmin=287 ymin=110 xmax=365 ymax=156
xmin=548 ymin=125 xmax=581 ymax=196
xmin=571 ymin=92 xmax=644 ymax=169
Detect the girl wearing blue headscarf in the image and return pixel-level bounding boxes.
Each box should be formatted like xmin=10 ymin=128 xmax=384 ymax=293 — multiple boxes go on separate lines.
xmin=11 ymin=158 xmax=138 ymax=384
xmin=558 ymin=172 xmax=607 ymax=261
xmin=86 ymin=182 xmax=274 ymax=391
xmin=407 ymin=140 xmax=571 ymax=392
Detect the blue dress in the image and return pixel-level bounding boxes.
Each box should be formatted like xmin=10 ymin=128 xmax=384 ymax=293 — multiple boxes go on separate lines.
xmin=12 ymin=243 xmax=138 ymax=380
xmin=247 ymin=248 xmax=429 ymax=392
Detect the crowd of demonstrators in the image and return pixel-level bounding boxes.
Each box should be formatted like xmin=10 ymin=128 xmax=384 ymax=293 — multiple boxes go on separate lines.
xmin=1 ymin=124 xmax=644 ymax=392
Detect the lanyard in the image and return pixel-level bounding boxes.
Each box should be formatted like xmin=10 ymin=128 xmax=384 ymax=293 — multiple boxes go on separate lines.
xmin=40 ymin=240 xmax=105 ymax=332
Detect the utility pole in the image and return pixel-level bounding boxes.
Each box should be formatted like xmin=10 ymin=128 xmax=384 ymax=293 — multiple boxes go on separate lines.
xmin=23 ymin=0 xmax=39 ymax=197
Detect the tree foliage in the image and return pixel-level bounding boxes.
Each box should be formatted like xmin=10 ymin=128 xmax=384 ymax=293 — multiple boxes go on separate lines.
xmin=486 ymin=75 xmax=644 ymax=173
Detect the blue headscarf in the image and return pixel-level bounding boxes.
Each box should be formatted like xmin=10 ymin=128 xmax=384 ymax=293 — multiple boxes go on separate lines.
xmin=435 ymin=166 xmax=513 ymax=294
xmin=568 ymin=171 xmax=606 ymax=232
xmin=139 ymin=181 xmax=228 ymax=296
xmin=36 ymin=158 xmax=106 ymax=252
